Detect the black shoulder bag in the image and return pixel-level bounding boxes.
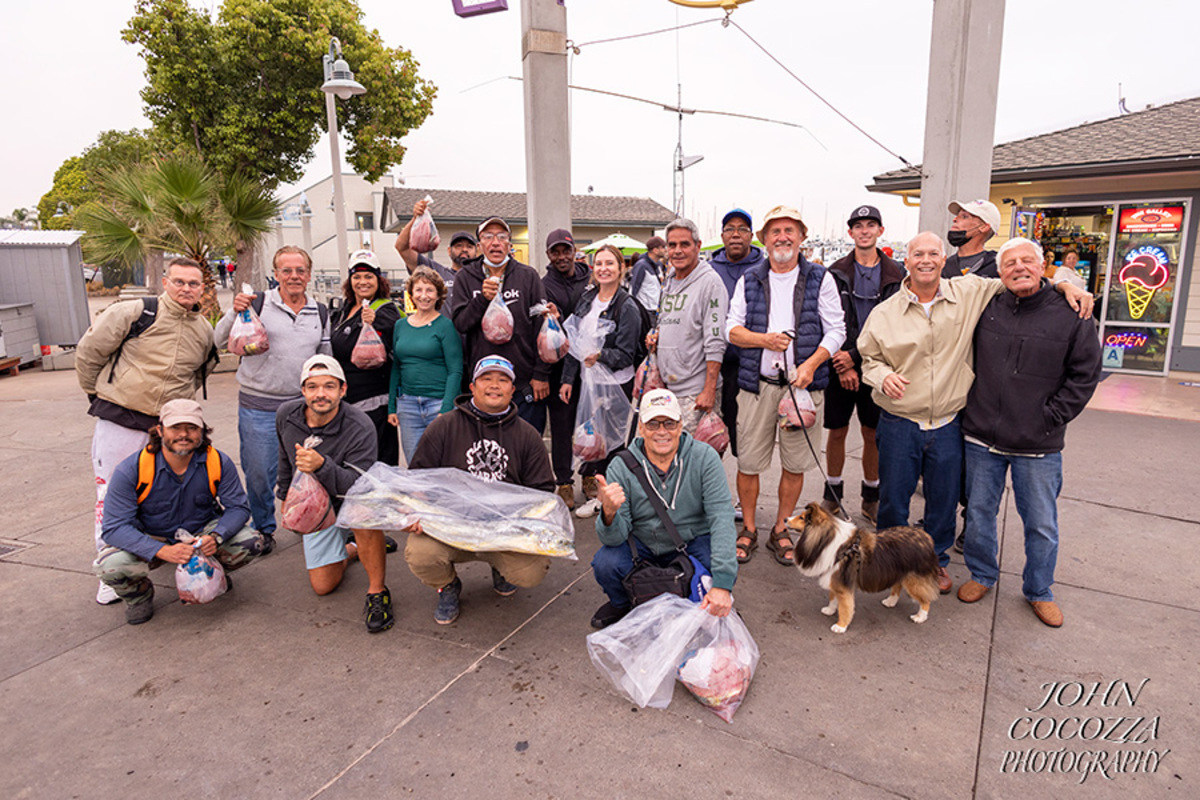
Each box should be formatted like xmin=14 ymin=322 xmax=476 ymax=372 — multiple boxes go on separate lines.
xmin=616 ymin=450 xmax=707 ymax=606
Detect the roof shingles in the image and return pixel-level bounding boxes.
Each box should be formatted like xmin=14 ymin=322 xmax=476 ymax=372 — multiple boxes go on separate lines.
xmin=381 ymin=187 xmax=674 ymax=231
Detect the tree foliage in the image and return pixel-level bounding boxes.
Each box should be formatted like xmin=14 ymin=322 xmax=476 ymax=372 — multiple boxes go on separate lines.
xmin=123 ymin=0 xmax=437 ymax=187
xmin=38 ymin=129 xmax=159 ymax=230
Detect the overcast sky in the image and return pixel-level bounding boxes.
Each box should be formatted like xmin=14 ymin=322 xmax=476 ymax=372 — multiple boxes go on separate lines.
xmin=4 ymin=1 xmax=1200 ymax=242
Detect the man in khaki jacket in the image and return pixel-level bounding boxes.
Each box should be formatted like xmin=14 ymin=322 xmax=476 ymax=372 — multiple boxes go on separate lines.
xmin=857 ymin=232 xmax=1091 ymax=594
xmin=76 ymin=257 xmax=216 ymax=604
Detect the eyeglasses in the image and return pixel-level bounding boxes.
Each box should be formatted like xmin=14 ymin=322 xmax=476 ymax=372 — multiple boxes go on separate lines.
xmin=643 ymin=419 xmax=680 ymax=432
xmin=722 ymin=225 xmax=752 ymax=235
xmin=480 ymin=232 xmax=510 ymax=242
xmin=276 ymin=268 xmax=309 ymax=277
xmin=168 ymin=278 xmax=203 ymax=289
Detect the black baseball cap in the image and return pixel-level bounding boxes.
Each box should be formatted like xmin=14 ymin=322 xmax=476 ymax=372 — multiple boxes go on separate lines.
xmin=847 ymin=204 xmax=883 ymax=227
xmin=546 ymin=228 xmax=574 ymax=249
xmin=449 ymin=231 xmax=477 ymax=247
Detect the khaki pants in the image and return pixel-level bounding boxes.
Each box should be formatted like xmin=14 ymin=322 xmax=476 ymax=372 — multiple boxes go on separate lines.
xmin=404 ymin=534 xmax=550 ymax=590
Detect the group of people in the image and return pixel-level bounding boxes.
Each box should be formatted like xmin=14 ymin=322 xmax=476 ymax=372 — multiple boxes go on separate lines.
xmin=76 ymin=195 xmax=1101 ymax=635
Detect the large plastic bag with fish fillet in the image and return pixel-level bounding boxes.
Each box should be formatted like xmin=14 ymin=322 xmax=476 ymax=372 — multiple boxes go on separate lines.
xmin=676 ymin=608 xmax=759 ymax=722
xmin=530 ymin=303 xmax=569 ymax=364
xmin=572 ymin=363 xmax=630 ymax=469
xmin=778 ymin=388 xmax=817 ymax=430
xmin=351 ymin=312 xmax=388 ymax=369
xmin=694 ymin=411 xmax=730 ymax=456
xmin=175 ymin=536 xmax=227 ymax=604
xmin=409 ymin=195 xmax=441 ymax=253
xmin=586 ymin=594 xmax=709 ymax=709
xmin=337 ymin=464 xmax=576 ymax=559
xmin=228 ymin=283 xmax=269 ymax=356
xmin=632 ymin=355 xmax=665 ymax=401
xmin=281 ymin=436 xmax=336 ymax=534
xmin=482 ymin=286 xmax=514 ymax=344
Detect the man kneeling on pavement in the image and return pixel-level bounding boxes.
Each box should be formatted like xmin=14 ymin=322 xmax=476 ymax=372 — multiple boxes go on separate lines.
xmin=405 ymin=355 xmax=556 ymax=624
xmin=94 ymin=399 xmax=264 ymax=625
xmin=277 ymin=355 xmax=396 ymax=633
xmin=590 ymin=389 xmax=737 ymax=629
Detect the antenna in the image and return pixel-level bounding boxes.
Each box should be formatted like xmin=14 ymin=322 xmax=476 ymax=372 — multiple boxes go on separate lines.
xmin=1118 ymin=83 xmax=1130 ymax=115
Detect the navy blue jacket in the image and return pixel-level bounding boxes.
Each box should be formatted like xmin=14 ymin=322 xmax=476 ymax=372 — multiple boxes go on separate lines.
xmin=736 ymin=259 xmax=830 ymax=393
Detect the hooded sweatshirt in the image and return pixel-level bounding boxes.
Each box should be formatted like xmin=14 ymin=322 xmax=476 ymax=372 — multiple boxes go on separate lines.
xmin=409 ymin=394 xmax=555 ymax=491
xmin=655 ymin=261 xmax=729 ymax=397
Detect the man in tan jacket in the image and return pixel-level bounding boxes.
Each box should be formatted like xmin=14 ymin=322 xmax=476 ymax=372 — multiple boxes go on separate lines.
xmin=75 ymin=257 xmax=216 ymax=604
xmin=857 ymin=233 xmax=1091 ymax=594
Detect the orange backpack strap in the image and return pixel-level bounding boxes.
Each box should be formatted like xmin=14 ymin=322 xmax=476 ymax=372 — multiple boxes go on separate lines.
xmin=135 ymin=447 xmax=156 ymax=504
xmin=205 ymin=445 xmax=221 ymax=499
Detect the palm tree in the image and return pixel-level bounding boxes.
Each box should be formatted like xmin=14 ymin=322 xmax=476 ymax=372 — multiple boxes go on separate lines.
xmin=78 ymin=153 xmax=277 ymax=318
xmin=218 ymin=171 xmax=278 ymax=296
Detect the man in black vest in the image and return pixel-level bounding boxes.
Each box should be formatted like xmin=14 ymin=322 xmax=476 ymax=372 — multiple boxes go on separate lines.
xmin=724 ymin=206 xmax=846 ymax=566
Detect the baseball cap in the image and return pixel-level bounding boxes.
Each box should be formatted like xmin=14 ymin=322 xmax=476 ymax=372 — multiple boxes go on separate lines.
xmin=546 ymin=228 xmax=574 ymax=250
xmin=757 ymin=205 xmax=809 ymax=240
xmin=348 ymin=249 xmax=381 ymax=275
xmin=639 ymin=389 xmax=682 ymax=424
xmin=477 ymin=217 xmax=511 ymax=237
xmin=159 ymin=398 xmax=205 ymax=428
xmin=722 ymin=208 xmax=753 ymax=229
xmin=847 ymin=204 xmax=883 ymax=227
xmin=300 ymin=355 xmax=346 ymax=385
xmin=472 ymin=355 xmax=516 ymax=382
xmin=449 ymin=231 xmax=477 ymax=247
xmin=949 ymin=199 xmax=1001 ymax=234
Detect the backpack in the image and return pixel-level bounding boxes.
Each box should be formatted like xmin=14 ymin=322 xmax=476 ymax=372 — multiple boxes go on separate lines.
xmin=626 ymin=291 xmax=655 ymax=363
xmin=251 ymin=292 xmax=330 ymax=328
xmin=106 ymin=297 xmax=220 ymax=399
xmin=135 ymin=444 xmax=221 ymax=504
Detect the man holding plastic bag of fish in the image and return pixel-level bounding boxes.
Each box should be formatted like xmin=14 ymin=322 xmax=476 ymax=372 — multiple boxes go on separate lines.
xmin=276 ymin=356 xmax=394 ymax=633
xmin=403 ymin=355 xmax=557 ymax=625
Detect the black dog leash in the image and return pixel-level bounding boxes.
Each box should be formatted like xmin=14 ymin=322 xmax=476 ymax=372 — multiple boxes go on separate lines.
xmin=780 ymin=366 xmax=853 ymax=523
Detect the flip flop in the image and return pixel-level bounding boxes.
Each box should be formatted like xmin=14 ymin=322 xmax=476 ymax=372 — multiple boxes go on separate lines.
xmin=767 ymin=525 xmax=795 ymax=566
xmin=736 ymin=528 xmax=758 ymax=564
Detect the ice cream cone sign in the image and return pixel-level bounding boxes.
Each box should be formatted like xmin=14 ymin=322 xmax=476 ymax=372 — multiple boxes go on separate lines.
xmin=1118 ymin=247 xmax=1170 ymax=320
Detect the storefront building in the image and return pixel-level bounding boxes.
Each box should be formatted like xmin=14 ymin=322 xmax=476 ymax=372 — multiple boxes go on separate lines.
xmin=869 ymin=96 xmax=1200 ymax=375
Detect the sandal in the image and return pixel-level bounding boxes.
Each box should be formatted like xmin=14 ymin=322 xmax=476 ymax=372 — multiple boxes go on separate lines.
xmin=766 ymin=525 xmax=795 ymax=566
xmin=736 ymin=528 xmax=758 ymax=564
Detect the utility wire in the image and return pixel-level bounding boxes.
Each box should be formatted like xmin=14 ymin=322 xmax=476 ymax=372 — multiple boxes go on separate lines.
xmin=567 ymin=17 xmax=721 ymax=52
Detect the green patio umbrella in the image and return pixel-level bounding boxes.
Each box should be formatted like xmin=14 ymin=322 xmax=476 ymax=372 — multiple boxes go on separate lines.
xmin=581 ymin=233 xmax=647 ymax=255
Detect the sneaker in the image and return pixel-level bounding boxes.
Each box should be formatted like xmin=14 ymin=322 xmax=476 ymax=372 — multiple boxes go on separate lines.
xmin=581 ymin=475 xmax=600 ymax=500
xmin=590 ymin=601 xmax=630 ymax=630
xmin=575 ymin=498 xmax=601 ymax=519
xmin=364 ymin=586 xmax=395 ymax=633
xmin=96 ymin=582 xmax=120 ymax=605
xmin=435 ymin=577 xmax=462 ymax=625
xmin=733 ymin=500 xmax=743 ymax=522
xmin=556 ymin=483 xmax=575 ymax=510
xmin=124 ymin=580 xmax=155 ymax=625
xmin=820 ymin=481 xmax=844 ymax=514
xmin=260 ymin=532 xmax=276 ymax=556
xmin=491 ymin=567 xmax=517 ymax=597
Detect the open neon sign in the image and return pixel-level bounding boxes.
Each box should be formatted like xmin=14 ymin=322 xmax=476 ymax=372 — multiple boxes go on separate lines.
xmin=1105 ymin=332 xmax=1150 ymax=349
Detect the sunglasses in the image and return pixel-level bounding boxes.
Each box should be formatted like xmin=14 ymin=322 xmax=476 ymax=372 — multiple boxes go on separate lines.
xmin=643 ymin=418 xmax=680 ymax=432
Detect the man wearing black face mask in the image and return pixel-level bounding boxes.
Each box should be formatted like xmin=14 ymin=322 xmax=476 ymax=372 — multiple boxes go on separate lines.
xmin=943 ymin=199 xmax=1000 ymax=280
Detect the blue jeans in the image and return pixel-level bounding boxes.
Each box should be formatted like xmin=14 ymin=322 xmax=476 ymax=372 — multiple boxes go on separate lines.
xmin=963 ymin=443 xmax=1062 ymax=602
xmin=592 ymin=534 xmax=712 ymax=608
xmin=395 ymin=395 xmax=442 ymax=465
xmin=239 ymin=406 xmax=280 ymax=536
xmin=875 ymin=411 xmax=962 ymax=567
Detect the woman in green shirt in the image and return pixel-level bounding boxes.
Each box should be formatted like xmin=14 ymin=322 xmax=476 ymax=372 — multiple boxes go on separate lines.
xmin=388 ymin=267 xmax=464 ymax=464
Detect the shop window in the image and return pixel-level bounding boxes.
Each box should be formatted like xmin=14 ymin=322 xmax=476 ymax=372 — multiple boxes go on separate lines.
xmin=355 ymin=212 xmax=375 ymax=231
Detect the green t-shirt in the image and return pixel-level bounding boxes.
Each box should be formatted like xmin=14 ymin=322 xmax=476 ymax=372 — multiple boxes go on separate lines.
xmin=388 ymin=314 xmax=464 ymax=413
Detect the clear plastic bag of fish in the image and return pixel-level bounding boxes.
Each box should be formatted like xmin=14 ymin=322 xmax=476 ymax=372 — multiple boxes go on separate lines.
xmin=676 ymin=610 xmax=759 ymax=723
xmin=410 ymin=195 xmax=441 ymax=253
xmin=633 ymin=355 xmax=665 ymax=401
xmin=694 ymin=411 xmax=729 ymax=456
xmin=351 ymin=313 xmax=388 ymax=369
xmin=336 ymin=463 xmax=577 ymax=560
xmin=482 ymin=286 xmax=514 ymax=344
xmin=778 ymin=387 xmax=817 ymax=430
xmin=228 ymin=283 xmax=269 ymax=356
xmin=530 ymin=303 xmax=569 ymax=364
xmin=175 ymin=539 xmax=227 ymax=605
xmin=572 ymin=363 xmax=631 ymax=470
xmin=281 ymin=436 xmax=336 ymax=534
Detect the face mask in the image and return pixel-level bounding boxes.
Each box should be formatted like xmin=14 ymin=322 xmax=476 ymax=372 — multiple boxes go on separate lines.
xmin=947 ymin=229 xmax=970 ymax=248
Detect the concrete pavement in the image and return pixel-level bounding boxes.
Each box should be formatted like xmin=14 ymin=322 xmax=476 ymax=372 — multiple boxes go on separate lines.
xmin=1 ymin=366 xmax=1196 ymax=799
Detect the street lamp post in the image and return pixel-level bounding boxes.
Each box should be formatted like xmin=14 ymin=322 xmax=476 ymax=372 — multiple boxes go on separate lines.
xmin=321 ymin=37 xmax=366 ymax=275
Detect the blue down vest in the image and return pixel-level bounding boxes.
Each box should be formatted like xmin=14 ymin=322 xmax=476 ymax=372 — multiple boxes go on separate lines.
xmin=736 ymin=259 xmax=829 ymax=393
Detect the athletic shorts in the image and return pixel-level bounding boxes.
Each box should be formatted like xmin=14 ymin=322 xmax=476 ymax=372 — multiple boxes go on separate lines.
xmin=303 ymin=523 xmax=352 ymax=569
xmin=824 ymin=377 xmax=881 ymax=430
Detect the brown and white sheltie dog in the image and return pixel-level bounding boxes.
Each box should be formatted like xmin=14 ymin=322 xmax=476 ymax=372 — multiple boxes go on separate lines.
xmin=786 ymin=502 xmax=940 ymax=634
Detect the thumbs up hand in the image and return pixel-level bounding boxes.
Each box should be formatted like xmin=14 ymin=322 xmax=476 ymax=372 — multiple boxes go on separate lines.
xmin=596 ymin=475 xmax=626 ymax=523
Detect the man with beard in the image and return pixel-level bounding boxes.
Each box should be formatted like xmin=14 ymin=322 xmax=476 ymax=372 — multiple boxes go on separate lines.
xmin=394 ymin=198 xmax=478 ymax=296
xmin=540 ymin=228 xmax=591 ymax=508
xmin=94 ymin=400 xmax=263 ymax=625
xmin=404 ymin=356 xmax=555 ymax=624
xmin=725 ymin=206 xmax=845 ymax=566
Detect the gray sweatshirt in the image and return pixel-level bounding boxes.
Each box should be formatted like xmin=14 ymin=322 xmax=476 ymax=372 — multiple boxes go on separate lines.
xmin=655 ymin=261 xmax=728 ymax=397
xmin=214 ymin=289 xmax=332 ymax=410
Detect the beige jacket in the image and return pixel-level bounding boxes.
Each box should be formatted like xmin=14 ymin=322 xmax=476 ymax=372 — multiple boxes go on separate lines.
xmin=857 ymin=274 xmax=1003 ymax=425
xmin=75 ymin=293 xmax=214 ymax=417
